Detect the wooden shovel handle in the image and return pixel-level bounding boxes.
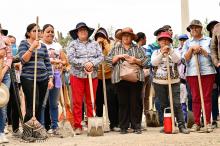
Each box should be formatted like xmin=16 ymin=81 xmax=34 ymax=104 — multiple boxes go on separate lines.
xmin=194 ymin=54 xmax=207 ymax=129
xmin=166 ymin=54 xmax=175 ymax=133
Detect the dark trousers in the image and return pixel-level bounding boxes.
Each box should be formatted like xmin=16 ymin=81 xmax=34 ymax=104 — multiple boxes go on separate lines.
xmin=21 ymin=77 xmax=48 ymax=123
xmin=44 ymin=100 xmax=51 ymax=130
xmin=115 ymin=80 xmax=143 ymax=130
xmin=7 ymin=83 xmax=20 ymax=131
xmin=96 ymin=79 xmax=119 ymax=129
xmin=153 ymin=83 xmax=185 ymax=128
xmin=186 ymin=81 xmax=192 ymax=111
xmin=212 ymin=87 xmax=219 ymax=121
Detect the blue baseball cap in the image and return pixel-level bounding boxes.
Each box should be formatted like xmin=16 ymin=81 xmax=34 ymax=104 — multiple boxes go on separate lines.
xmin=178 ymin=34 xmax=189 ymax=40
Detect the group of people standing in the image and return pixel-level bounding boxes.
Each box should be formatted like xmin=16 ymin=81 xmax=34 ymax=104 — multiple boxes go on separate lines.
xmin=0 ymin=18 xmax=220 ymax=144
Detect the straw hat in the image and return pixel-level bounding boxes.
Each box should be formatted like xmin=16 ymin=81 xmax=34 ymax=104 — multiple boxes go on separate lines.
xmin=116 ymin=27 xmax=138 ymax=40
xmin=0 ymin=83 xmax=9 ymax=107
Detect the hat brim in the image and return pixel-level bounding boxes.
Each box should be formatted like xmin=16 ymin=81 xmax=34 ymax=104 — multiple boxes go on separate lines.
xmin=69 ymin=26 xmax=94 ymax=40
xmin=1 ymin=29 xmax=8 ymax=36
xmin=206 ymin=21 xmax=219 ymax=32
xmin=187 ymin=24 xmax=202 ymax=32
xmin=116 ymin=32 xmax=138 ymax=41
xmin=154 ymin=28 xmax=165 ymax=36
xmin=158 ymin=37 xmax=173 ymax=43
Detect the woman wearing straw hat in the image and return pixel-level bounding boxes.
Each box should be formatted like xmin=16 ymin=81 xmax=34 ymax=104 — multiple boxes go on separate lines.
xmin=183 ymin=19 xmax=216 ymax=132
xmin=18 ymin=23 xmax=53 ymax=126
xmin=67 ymin=22 xmax=103 ymax=135
xmin=106 ymin=27 xmax=148 ymax=134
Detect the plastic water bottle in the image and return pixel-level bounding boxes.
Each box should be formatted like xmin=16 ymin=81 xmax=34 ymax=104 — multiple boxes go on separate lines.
xmin=54 ymin=70 xmax=62 ymax=88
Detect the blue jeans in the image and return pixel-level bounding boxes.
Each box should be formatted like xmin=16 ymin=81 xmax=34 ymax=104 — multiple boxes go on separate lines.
xmin=41 ymin=87 xmax=60 ymax=129
xmin=0 ymin=73 xmax=11 ymax=133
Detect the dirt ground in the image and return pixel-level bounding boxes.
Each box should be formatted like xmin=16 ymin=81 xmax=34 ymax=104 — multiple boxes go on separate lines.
xmin=3 ymin=125 xmax=220 ymax=146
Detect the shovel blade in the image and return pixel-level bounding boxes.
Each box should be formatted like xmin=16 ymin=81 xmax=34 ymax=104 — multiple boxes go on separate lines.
xmin=145 ymin=110 xmax=160 ymax=127
xmin=88 ymin=117 xmax=104 ymax=136
xmin=187 ymin=111 xmax=194 ymax=128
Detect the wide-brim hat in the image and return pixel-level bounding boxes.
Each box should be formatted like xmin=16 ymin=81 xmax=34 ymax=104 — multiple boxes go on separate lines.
xmin=69 ymin=22 xmax=94 ymax=40
xmin=0 ymin=83 xmax=9 ymax=108
xmin=116 ymin=27 xmax=138 ymax=40
xmin=206 ymin=20 xmax=219 ymax=32
xmin=154 ymin=27 xmax=166 ymax=36
xmin=1 ymin=29 xmax=8 ymax=36
xmin=157 ymin=32 xmax=173 ymax=43
xmin=187 ymin=19 xmax=203 ymax=32
xmin=94 ymin=27 xmax=109 ymax=42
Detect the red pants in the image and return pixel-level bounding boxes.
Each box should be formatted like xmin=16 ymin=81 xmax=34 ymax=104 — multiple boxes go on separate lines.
xmin=70 ymin=75 xmax=98 ymax=129
xmin=187 ymin=74 xmax=215 ymax=125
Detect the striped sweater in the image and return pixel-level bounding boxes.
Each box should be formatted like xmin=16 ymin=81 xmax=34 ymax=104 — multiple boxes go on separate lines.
xmin=106 ymin=43 xmax=149 ymax=84
xmin=18 ymin=40 xmax=53 ymax=81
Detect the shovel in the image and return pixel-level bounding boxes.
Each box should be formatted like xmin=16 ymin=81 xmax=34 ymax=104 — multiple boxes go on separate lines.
xmin=58 ymin=78 xmax=75 ymax=138
xmin=101 ymin=63 xmax=110 ymax=132
xmin=166 ymin=54 xmax=178 ymax=134
xmin=194 ymin=54 xmax=209 ymax=133
xmin=87 ymin=71 xmax=104 ymax=136
xmin=145 ymin=86 xmax=160 ymax=127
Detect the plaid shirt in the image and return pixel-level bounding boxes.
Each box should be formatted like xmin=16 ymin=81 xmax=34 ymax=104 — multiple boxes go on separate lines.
xmin=0 ymin=36 xmax=13 ymax=69
xmin=67 ymin=39 xmax=103 ymax=78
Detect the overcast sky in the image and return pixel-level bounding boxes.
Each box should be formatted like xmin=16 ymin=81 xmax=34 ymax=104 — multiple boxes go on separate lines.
xmin=0 ymin=0 xmax=220 ymax=44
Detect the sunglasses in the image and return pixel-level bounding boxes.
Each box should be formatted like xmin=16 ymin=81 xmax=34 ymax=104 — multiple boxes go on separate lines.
xmin=32 ymin=30 xmax=41 ymax=32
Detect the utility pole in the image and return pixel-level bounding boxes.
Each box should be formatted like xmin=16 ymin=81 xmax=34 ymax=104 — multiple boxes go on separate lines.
xmin=181 ymin=0 xmax=190 ymax=34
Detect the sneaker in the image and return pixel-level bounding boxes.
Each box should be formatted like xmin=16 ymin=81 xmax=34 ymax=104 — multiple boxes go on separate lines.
xmin=47 ymin=129 xmax=54 ymax=134
xmin=111 ymin=127 xmax=120 ymax=132
xmin=179 ymin=127 xmax=190 ymax=134
xmin=12 ymin=128 xmax=23 ymax=137
xmin=207 ymin=124 xmax=213 ymax=132
xmin=159 ymin=128 xmax=164 ymax=133
xmin=48 ymin=128 xmax=61 ymax=135
xmin=190 ymin=124 xmax=200 ymax=132
xmin=0 ymin=133 xmax=9 ymax=144
xmin=212 ymin=121 xmax=218 ymax=129
xmin=75 ymin=128 xmax=82 ymax=135
xmin=134 ymin=129 xmax=142 ymax=134
xmin=4 ymin=128 xmax=9 ymax=134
